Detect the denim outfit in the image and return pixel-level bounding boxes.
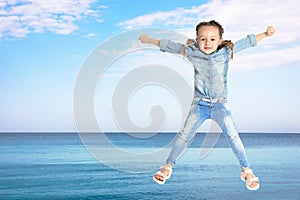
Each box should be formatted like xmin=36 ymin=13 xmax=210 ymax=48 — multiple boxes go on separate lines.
xmin=159 ymin=34 xmax=257 ymax=168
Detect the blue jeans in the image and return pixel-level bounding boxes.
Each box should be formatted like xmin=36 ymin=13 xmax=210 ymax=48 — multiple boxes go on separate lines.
xmin=166 ymin=99 xmax=250 ymax=168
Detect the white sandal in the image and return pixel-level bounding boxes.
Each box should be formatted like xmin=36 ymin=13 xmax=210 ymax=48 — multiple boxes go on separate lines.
xmin=240 ymin=168 xmax=260 ymax=190
xmin=153 ymin=165 xmax=172 ymax=185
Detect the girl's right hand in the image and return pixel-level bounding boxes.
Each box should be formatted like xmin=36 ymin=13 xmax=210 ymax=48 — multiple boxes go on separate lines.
xmin=138 ymin=34 xmax=149 ymax=43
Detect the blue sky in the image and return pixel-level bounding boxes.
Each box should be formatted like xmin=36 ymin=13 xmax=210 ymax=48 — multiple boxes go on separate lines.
xmin=0 ymin=0 xmax=299 ymax=133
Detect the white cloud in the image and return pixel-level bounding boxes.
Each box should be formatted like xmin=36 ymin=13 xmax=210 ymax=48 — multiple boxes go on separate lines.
xmin=0 ymin=0 xmax=104 ymax=40
xmin=118 ymin=0 xmax=300 ymax=70
xmin=118 ymin=0 xmax=300 ymax=38
xmin=231 ymin=46 xmax=300 ymax=70
xmin=85 ymin=33 xmax=97 ymax=38
xmin=117 ymin=5 xmax=206 ymax=30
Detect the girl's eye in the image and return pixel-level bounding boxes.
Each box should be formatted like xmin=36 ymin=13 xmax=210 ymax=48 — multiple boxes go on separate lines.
xmin=211 ymin=38 xmax=215 ymax=41
xmin=200 ymin=38 xmax=205 ymax=41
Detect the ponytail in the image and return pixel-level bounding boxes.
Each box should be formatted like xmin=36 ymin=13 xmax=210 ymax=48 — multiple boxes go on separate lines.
xmin=186 ymin=38 xmax=196 ymax=45
xmin=182 ymin=38 xmax=196 ymax=57
xmin=219 ymin=40 xmax=234 ymax=60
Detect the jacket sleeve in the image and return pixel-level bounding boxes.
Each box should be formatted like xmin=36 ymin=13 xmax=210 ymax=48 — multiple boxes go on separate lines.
xmin=234 ymin=34 xmax=257 ymax=54
xmin=159 ymin=39 xmax=185 ymax=54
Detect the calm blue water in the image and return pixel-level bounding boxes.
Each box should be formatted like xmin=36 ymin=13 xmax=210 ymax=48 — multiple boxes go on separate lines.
xmin=0 ymin=132 xmax=299 ymax=199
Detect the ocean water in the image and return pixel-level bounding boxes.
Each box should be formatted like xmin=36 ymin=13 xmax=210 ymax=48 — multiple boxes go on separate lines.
xmin=0 ymin=132 xmax=299 ymax=200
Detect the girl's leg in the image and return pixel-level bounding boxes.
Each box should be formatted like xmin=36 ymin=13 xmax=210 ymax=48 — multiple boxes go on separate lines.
xmin=212 ymin=102 xmax=250 ymax=168
xmin=213 ymin=102 xmax=260 ymax=190
xmin=153 ymin=100 xmax=209 ymax=184
xmin=166 ymin=101 xmax=209 ymax=165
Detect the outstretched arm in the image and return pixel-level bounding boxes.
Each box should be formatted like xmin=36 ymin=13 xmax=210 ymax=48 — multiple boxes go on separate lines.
xmin=139 ymin=34 xmax=187 ymax=56
xmin=139 ymin=34 xmax=160 ymax=46
xmin=234 ymin=26 xmax=276 ymax=54
xmin=256 ymin=26 xmax=275 ymax=42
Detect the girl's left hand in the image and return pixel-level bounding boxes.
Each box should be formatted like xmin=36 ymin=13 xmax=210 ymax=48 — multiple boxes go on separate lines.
xmin=266 ymin=26 xmax=275 ymax=36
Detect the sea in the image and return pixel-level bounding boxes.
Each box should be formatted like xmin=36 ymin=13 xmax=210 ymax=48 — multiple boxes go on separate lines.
xmin=0 ymin=132 xmax=299 ymax=200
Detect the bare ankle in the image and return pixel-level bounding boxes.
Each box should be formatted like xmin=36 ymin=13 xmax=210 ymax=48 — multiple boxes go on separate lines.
xmin=166 ymin=163 xmax=173 ymax=168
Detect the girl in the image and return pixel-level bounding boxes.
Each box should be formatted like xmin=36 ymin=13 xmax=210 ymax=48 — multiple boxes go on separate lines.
xmin=139 ymin=20 xmax=275 ymax=190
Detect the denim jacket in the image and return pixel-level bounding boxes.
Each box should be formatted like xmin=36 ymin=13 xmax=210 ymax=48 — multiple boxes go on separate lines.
xmin=159 ymin=34 xmax=257 ymax=99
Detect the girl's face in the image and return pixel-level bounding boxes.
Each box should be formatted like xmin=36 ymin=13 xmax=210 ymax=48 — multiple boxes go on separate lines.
xmin=196 ymin=25 xmax=223 ymax=54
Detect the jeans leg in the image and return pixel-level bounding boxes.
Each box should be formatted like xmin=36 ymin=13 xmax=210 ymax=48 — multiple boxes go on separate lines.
xmin=212 ymin=102 xmax=250 ymax=168
xmin=166 ymin=101 xmax=208 ymax=165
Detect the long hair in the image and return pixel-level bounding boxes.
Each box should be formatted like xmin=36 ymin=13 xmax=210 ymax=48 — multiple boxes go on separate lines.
xmin=187 ymin=20 xmax=234 ymax=59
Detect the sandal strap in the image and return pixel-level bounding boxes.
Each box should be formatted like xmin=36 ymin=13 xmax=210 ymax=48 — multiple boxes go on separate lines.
xmin=155 ymin=171 xmax=167 ymax=178
xmin=160 ymin=165 xmax=172 ymax=179
xmin=247 ymin=176 xmax=259 ymax=183
xmin=240 ymin=168 xmax=255 ymax=181
xmin=242 ymin=168 xmax=253 ymax=174
xmin=161 ymin=165 xmax=172 ymax=171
